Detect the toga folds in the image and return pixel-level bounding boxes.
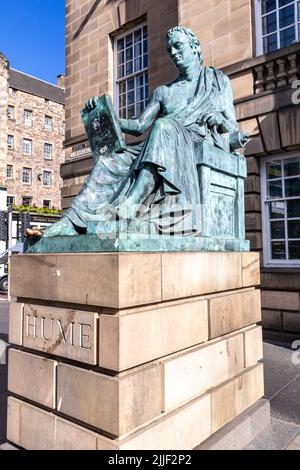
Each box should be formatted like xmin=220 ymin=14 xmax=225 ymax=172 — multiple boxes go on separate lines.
xmin=65 ymin=66 xmax=239 ymax=236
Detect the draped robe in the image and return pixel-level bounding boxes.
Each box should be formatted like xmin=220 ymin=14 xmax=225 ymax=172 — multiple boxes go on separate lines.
xmin=65 ymin=66 xmax=238 ymax=236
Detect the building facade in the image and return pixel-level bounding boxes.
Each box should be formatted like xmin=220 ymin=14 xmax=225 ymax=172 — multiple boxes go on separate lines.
xmin=64 ymin=0 xmax=300 ymax=336
xmin=0 ymin=52 xmax=65 ymax=212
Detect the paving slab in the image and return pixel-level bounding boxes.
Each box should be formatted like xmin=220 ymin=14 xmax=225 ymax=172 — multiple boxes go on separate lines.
xmin=263 ymin=342 xmax=300 ymax=399
xmin=270 ymin=375 xmax=300 ymax=426
xmin=245 ymin=418 xmax=300 ymax=450
xmin=287 ymin=432 xmax=300 ymax=450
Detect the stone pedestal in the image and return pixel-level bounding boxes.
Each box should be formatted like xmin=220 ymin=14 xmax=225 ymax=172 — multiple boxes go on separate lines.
xmin=7 ymin=251 xmax=264 ymax=450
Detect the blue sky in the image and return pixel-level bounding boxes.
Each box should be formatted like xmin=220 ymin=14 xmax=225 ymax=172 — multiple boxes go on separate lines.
xmin=0 ymin=0 xmax=65 ymax=84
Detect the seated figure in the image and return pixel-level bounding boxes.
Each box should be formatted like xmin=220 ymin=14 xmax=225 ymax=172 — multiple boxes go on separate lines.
xmin=42 ymin=26 xmax=247 ymax=240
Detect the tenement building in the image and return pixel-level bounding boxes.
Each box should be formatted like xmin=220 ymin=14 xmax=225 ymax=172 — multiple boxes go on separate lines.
xmin=64 ymin=0 xmax=300 ymax=336
xmin=0 ymin=52 xmax=65 ymax=212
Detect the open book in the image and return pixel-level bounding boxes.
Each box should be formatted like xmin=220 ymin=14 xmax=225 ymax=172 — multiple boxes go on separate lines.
xmin=81 ymin=94 xmax=126 ymax=159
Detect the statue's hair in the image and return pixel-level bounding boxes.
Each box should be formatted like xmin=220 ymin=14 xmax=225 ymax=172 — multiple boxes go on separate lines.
xmin=166 ymin=26 xmax=203 ymax=63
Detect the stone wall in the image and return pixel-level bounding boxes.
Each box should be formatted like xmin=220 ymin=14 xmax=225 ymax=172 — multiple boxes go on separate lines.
xmin=0 ymin=54 xmax=9 ymax=188
xmin=65 ymin=0 xmax=179 ymax=148
xmin=178 ymin=0 xmax=253 ymax=69
xmin=6 ymin=89 xmax=65 ymax=209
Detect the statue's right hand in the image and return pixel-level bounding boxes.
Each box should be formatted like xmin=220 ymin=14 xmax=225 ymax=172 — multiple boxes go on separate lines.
xmin=85 ymin=96 xmax=99 ymax=110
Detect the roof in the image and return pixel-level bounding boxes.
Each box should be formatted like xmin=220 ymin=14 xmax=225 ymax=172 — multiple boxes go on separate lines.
xmin=8 ymin=69 xmax=65 ymax=105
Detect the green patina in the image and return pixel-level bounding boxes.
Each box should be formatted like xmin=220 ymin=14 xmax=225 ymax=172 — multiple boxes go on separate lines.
xmin=28 ymin=26 xmax=249 ymax=254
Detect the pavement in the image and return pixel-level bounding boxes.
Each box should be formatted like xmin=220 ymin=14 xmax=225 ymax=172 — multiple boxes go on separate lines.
xmin=0 ymin=299 xmax=299 ymax=450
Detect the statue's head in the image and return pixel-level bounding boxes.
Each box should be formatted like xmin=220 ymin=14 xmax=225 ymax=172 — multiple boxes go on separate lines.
xmin=166 ymin=26 xmax=203 ymax=69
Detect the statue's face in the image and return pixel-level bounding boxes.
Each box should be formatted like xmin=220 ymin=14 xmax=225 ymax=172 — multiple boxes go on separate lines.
xmin=167 ymin=31 xmax=196 ymax=69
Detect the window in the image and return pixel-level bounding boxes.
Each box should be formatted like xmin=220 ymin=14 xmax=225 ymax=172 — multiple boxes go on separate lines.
xmin=24 ymin=109 xmax=33 ymax=127
xmin=44 ymin=143 xmax=53 ymax=160
xmin=115 ymin=24 xmax=148 ymax=119
xmin=22 ymin=196 xmax=32 ymax=207
xmin=44 ymin=115 xmax=53 ymax=131
xmin=43 ymin=171 xmax=52 ymax=187
xmin=6 ymin=165 xmax=13 ymax=179
xmin=23 ymin=139 xmax=32 ymax=156
xmin=7 ymin=106 xmax=15 ymax=120
xmin=22 ymin=168 xmax=32 ymax=185
xmin=43 ymin=199 xmax=51 ymax=209
xmin=7 ymin=135 xmax=14 ymax=150
xmin=7 ymin=196 xmax=15 ymax=206
xmin=255 ymin=0 xmax=300 ymax=54
xmin=261 ymin=154 xmax=300 ymax=266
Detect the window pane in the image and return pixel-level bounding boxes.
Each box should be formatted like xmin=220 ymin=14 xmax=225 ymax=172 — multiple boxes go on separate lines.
xmin=289 ymin=240 xmax=300 ymax=259
xmin=285 ymin=177 xmax=300 ymax=196
xmin=134 ymin=42 xmax=142 ymax=57
xmin=267 ymin=161 xmax=282 ymax=179
xmin=127 ymin=105 xmax=135 ymax=118
xmin=298 ymin=1 xmax=300 ymax=21
xmin=271 ymin=220 xmax=285 ymax=239
xmin=119 ymin=82 xmax=126 ymax=94
xmin=136 ymin=87 xmax=144 ymax=102
xmin=279 ymin=5 xmax=295 ymax=28
xmin=268 ymin=180 xmax=283 ymax=198
xmin=280 ymin=26 xmax=295 ymax=48
xmin=127 ymin=91 xmax=135 ymax=105
xmin=125 ymin=47 xmax=133 ymax=61
xmin=287 ymin=199 xmax=300 ymax=217
xmin=134 ymin=56 xmax=143 ymax=72
xmin=284 ymin=157 xmax=300 ymax=177
xmin=125 ymin=61 xmax=133 ymax=75
xmin=125 ymin=34 xmax=133 ymax=48
xmin=288 ymin=219 xmax=300 ymax=238
xmin=136 ymin=101 xmax=144 ymax=116
xmin=263 ymin=12 xmax=277 ymax=34
xmin=264 ymin=33 xmax=278 ymax=52
xmin=127 ymin=78 xmax=134 ymax=91
xmin=279 ymin=0 xmax=294 ymax=6
xmin=269 ymin=201 xmax=285 ymax=218
xmin=271 ymin=241 xmax=286 ymax=259
xmin=117 ymin=51 xmax=124 ymax=66
xmin=117 ymin=65 xmax=124 ymax=79
xmin=136 ymin=75 xmax=144 ymax=87
xmin=262 ymin=0 xmax=276 ymax=14
xmin=119 ymin=94 xmax=126 ymax=108
xmin=143 ymin=54 xmax=148 ymax=69
xmin=117 ymin=38 xmax=124 ymax=51
xmin=134 ymin=29 xmax=142 ymax=43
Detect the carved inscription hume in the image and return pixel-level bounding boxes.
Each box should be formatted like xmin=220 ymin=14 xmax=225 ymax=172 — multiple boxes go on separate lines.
xmin=23 ymin=304 xmax=98 ymax=365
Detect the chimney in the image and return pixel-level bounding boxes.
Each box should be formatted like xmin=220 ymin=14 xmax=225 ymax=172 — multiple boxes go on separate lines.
xmin=57 ymin=74 xmax=65 ymax=89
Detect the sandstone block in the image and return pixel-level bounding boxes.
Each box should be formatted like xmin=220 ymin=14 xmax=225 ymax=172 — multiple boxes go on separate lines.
xmin=161 ymin=252 xmax=242 ymax=300
xmin=8 ymin=349 xmax=56 ymax=409
xmin=9 ymin=302 xmax=23 ymax=346
xmin=7 ymin=397 xmax=56 ymax=450
xmin=244 ymin=326 xmax=263 ymax=368
xmin=163 ymin=333 xmax=244 ymax=411
xmin=99 ymin=298 xmax=208 ymax=371
xmin=262 ymin=309 xmax=282 ymax=330
xmin=56 ymin=362 xmax=162 ymax=436
xmin=97 ymin=394 xmax=212 ymax=450
xmin=209 ymin=288 xmax=261 ymax=338
xmin=211 ymin=364 xmax=264 ymax=433
xmin=261 ymin=290 xmax=300 ymax=311
xmin=242 ymin=252 xmax=260 ymax=287
xmin=23 ymin=304 xmax=98 ymax=365
xmin=55 ymin=418 xmax=98 ymax=450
